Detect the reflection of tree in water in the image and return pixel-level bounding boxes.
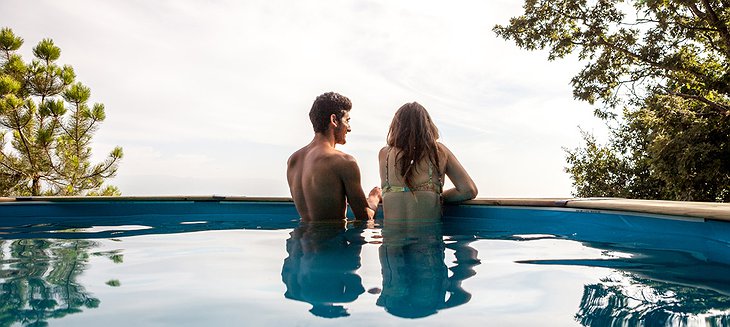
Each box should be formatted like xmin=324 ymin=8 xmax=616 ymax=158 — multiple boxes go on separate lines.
xmin=377 ymin=220 xmax=480 ymax=318
xmin=0 ymin=239 xmax=122 ymax=327
xmin=576 ymin=272 xmax=730 ymax=326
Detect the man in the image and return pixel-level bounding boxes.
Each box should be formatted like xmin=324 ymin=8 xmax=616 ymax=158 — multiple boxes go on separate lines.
xmin=287 ymin=92 xmax=381 ymax=221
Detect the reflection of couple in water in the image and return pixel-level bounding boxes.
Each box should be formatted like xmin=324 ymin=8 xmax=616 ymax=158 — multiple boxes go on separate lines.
xmin=377 ymin=218 xmax=480 ymax=318
xmin=281 ymin=219 xmax=480 ymax=318
xmin=280 ymin=221 xmax=366 ymax=318
xmin=284 ymin=92 xmax=479 ymax=318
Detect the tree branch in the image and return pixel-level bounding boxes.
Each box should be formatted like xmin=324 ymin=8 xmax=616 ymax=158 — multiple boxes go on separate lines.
xmin=80 ymin=116 xmax=98 ymax=140
xmin=663 ymin=88 xmax=730 ymax=114
xmin=0 ymin=158 xmax=25 ymax=176
xmin=1 ymin=49 xmax=11 ymax=62
xmin=686 ymin=2 xmax=707 ymax=20
xmin=80 ymin=156 xmax=119 ymax=180
xmin=596 ymin=40 xmax=707 ymax=81
xmin=552 ymin=5 xmax=710 ymax=82
xmin=43 ymin=145 xmax=66 ymax=180
xmin=702 ymin=30 xmax=724 ymax=53
xmin=10 ymin=107 xmax=36 ymax=172
xmin=39 ymin=174 xmax=68 ymax=186
xmin=698 ymin=0 xmax=730 ymax=54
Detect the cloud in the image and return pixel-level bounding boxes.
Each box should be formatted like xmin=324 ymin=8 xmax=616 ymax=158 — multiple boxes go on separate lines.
xmin=1 ymin=0 xmax=607 ymax=197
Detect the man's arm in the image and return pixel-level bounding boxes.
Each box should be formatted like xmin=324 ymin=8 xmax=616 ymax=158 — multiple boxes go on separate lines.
xmin=340 ymin=155 xmax=381 ymax=220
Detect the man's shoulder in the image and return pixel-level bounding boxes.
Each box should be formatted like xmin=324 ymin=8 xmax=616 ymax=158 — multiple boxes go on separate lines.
xmin=326 ymin=149 xmax=357 ymax=168
xmin=303 ymin=149 xmax=356 ymax=178
xmin=290 ymin=145 xmax=356 ymax=167
xmin=288 ymin=144 xmax=320 ymax=163
xmin=326 ymin=151 xmax=360 ymax=181
xmin=287 ymin=147 xmax=307 ymax=167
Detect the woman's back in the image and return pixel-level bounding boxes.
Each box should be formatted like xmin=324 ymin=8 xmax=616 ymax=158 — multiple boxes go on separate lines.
xmin=379 ymin=102 xmax=478 ymax=220
xmin=379 ymin=146 xmax=445 ymax=219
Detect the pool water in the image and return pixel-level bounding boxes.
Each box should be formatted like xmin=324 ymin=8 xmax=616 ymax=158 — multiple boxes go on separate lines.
xmin=1 ymin=204 xmax=730 ymax=326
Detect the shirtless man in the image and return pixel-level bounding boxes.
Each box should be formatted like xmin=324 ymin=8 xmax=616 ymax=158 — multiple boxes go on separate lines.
xmin=287 ymin=92 xmax=381 ymax=221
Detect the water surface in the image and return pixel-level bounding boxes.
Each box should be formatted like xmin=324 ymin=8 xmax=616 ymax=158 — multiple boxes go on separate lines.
xmin=1 ymin=208 xmax=730 ymax=326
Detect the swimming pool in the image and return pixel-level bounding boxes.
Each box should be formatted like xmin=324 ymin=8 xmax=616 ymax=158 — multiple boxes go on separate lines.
xmin=1 ymin=197 xmax=729 ymax=326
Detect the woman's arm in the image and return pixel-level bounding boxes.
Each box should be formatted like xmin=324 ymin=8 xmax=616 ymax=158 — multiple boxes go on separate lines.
xmin=440 ymin=143 xmax=478 ymax=203
xmin=378 ymin=146 xmax=389 ymax=188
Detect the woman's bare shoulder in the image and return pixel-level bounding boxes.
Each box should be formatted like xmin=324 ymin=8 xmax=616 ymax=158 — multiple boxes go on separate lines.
xmin=436 ymin=142 xmax=453 ymax=162
xmin=436 ymin=142 xmax=454 ymax=154
xmin=379 ymin=146 xmax=392 ymax=160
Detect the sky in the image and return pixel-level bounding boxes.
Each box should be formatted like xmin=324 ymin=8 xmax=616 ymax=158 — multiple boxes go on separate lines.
xmin=0 ymin=0 xmax=607 ymax=198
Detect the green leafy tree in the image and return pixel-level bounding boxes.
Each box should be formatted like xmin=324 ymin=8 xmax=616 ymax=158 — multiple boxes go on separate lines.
xmin=0 ymin=28 xmax=122 ymax=196
xmin=494 ymin=0 xmax=730 ymax=201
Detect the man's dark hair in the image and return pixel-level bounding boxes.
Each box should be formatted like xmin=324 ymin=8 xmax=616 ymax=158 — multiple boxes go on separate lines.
xmin=309 ymin=92 xmax=352 ymax=133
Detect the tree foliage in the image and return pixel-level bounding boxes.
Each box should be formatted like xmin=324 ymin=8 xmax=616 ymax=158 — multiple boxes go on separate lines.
xmin=495 ymin=0 xmax=730 ymax=201
xmin=0 ymin=28 xmax=122 ymax=196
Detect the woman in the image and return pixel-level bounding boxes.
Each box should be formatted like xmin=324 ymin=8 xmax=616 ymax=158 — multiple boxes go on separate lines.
xmin=379 ymin=102 xmax=478 ymax=219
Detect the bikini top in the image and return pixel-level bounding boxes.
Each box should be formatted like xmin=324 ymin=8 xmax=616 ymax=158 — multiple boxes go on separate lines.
xmin=382 ymin=148 xmax=443 ymax=194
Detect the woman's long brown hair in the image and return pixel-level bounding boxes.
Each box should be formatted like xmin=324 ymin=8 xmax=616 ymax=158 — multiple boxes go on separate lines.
xmin=386 ymin=102 xmax=440 ymax=190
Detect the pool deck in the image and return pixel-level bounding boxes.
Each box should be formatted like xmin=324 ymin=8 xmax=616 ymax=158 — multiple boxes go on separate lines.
xmin=1 ymin=196 xmax=730 ymax=222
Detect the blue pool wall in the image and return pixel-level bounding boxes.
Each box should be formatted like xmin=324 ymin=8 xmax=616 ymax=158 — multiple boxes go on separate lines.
xmin=0 ymin=200 xmax=728 ymax=263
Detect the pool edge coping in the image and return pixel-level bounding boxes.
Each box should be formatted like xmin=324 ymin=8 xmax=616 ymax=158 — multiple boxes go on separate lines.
xmin=2 ymin=196 xmax=729 ymax=222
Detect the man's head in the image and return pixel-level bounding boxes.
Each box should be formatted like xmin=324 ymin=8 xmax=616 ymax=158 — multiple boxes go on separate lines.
xmin=309 ymin=92 xmax=352 ymax=134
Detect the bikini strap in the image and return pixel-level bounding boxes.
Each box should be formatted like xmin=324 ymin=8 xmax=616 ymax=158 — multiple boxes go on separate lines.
xmin=428 ymin=162 xmax=433 ymax=185
xmin=429 ymin=159 xmax=443 ymax=194
xmin=384 ymin=148 xmax=391 ymax=189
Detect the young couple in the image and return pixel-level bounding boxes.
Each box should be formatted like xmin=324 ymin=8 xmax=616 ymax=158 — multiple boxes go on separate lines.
xmin=287 ymin=92 xmax=478 ymax=221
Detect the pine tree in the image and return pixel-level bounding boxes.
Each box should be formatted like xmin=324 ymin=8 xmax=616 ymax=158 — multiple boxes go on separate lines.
xmin=0 ymin=28 xmax=122 ymax=196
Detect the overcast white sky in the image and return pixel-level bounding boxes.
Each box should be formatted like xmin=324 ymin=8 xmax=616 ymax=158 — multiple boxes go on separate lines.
xmin=1 ymin=0 xmax=607 ymax=197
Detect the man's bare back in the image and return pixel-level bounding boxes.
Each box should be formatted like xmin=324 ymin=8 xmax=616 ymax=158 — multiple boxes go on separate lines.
xmin=287 ymin=142 xmax=358 ymax=220
xmin=287 ymin=92 xmax=380 ymax=222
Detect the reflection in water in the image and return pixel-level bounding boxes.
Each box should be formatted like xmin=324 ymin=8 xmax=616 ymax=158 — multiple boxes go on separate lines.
xmin=0 ymin=239 xmax=122 ymax=326
xmin=377 ymin=219 xmax=480 ymax=318
xmin=576 ymin=273 xmax=730 ymax=326
xmin=280 ymin=221 xmax=367 ymax=318
xmin=519 ymin=239 xmax=730 ymax=326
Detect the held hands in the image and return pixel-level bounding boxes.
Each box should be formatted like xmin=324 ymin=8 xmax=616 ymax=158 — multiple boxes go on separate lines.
xmin=367 ymin=186 xmax=382 ymax=212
